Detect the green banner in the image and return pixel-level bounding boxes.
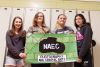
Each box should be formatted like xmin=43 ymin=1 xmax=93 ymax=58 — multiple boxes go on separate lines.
xmin=25 ymin=34 xmax=78 ymax=64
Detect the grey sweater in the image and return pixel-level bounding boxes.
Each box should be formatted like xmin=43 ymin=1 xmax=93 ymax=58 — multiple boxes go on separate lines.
xmin=6 ymin=30 xmax=26 ymax=59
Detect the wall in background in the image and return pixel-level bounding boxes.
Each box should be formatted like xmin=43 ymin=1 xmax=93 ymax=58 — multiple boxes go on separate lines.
xmin=0 ymin=0 xmax=100 ymax=67
xmin=0 ymin=0 xmax=100 ymax=10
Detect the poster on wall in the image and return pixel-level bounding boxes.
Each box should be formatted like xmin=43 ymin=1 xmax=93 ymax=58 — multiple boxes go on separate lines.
xmin=25 ymin=33 xmax=78 ymax=64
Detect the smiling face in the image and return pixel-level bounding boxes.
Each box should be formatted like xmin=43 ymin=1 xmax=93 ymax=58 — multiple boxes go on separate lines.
xmin=14 ymin=18 xmax=22 ymax=30
xmin=57 ymin=14 xmax=67 ymax=26
xmin=12 ymin=17 xmax=23 ymax=31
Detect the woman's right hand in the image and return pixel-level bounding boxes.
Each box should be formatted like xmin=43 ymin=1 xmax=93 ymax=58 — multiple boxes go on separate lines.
xmin=19 ymin=53 xmax=26 ymax=59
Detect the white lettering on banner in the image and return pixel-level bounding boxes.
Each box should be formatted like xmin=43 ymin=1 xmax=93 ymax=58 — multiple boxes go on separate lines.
xmin=38 ymin=55 xmax=66 ymax=62
xmin=43 ymin=44 xmax=59 ymax=49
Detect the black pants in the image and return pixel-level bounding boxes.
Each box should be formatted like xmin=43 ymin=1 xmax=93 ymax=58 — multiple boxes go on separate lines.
xmin=31 ymin=63 xmax=50 ymax=67
xmin=74 ymin=51 xmax=92 ymax=67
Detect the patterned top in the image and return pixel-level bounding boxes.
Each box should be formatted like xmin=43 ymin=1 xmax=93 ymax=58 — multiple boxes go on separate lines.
xmin=52 ymin=26 xmax=74 ymax=34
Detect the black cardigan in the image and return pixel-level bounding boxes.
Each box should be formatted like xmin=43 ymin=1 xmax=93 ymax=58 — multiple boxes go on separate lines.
xmin=77 ymin=24 xmax=93 ymax=59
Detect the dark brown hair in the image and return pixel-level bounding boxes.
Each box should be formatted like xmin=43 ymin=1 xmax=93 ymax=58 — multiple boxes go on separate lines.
xmin=10 ymin=16 xmax=25 ymax=37
xmin=74 ymin=14 xmax=86 ymax=28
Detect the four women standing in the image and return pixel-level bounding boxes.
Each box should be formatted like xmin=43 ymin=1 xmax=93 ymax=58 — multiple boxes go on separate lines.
xmin=5 ymin=12 xmax=93 ymax=67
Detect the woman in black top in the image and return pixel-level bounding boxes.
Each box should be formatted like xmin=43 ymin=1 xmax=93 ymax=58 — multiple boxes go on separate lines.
xmin=5 ymin=16 xmax=26 ymax=67
xmin=74 ymin=14 xmax=93 ymax=67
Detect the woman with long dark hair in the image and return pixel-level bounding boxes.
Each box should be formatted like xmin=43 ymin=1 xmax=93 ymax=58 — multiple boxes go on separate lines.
xmin=5 ymin=16 xmax=26 ymax=67
xmin=74 ymin=14 xmax=93 ymax=67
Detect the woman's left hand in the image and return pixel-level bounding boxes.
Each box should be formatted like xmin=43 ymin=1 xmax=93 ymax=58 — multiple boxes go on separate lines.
xmin=77 ymin=57 xmax=82 ymax=63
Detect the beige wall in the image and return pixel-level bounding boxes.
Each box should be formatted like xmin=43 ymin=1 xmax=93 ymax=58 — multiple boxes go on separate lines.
xmin=0 ymin=0 xmax=100 ymax=67
xmin=0 ymin=0 xmax=100 ymax=10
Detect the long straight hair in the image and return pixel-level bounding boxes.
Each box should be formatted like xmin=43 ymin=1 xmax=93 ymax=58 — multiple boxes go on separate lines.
xmin=10 ymin=16 xmax=25 ymax=37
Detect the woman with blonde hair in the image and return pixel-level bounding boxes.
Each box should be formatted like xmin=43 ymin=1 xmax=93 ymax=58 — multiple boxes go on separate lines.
xmin=52 ymin=14 xmax=74 ymax=34
xmin=51 ymin=14 xmax=74 ymax=67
